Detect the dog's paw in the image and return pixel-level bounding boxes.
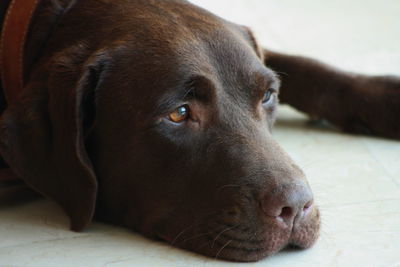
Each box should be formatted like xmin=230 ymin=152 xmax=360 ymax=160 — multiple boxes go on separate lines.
xmin=342 ymin=75 xmax=400 ymax=139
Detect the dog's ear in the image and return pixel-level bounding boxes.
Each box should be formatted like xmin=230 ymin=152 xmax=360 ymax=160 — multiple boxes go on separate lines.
xmin=0 ymin=47 xmax=107 ymax=231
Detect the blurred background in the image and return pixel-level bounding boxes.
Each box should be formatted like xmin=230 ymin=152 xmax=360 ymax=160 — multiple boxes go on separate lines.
xmin=190 ymin=0 xmax=400 ymax=75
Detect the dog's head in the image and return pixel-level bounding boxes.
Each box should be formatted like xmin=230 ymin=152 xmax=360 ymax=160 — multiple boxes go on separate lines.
xmin=0 ymin=0 xmax=319 ymax=261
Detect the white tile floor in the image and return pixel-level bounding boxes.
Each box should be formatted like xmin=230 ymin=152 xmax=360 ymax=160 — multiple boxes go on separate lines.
xmin=1 ymin=1 xmax=400 ymax=266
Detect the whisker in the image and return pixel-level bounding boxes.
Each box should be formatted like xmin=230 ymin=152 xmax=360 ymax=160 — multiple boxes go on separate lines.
xmin=170 ymin=223 xmax=195 ymax=246
xmin=211 ymin=224 xmax=239 ymax=248
xmin=215 ymin=239 xmax=233 ymax=260
xmin=275 ymin=71 xmax=289 ymax=77
xmin=182 ymin=231 xmax=214 ymax=243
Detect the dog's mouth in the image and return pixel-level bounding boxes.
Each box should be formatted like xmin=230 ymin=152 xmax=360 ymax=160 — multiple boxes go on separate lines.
xmin=155 ymin=206 xmax=320 ymax=262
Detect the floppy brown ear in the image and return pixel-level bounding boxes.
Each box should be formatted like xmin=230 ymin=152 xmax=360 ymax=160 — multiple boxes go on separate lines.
xmin=0 ymin=48 xmax=106 ymax=231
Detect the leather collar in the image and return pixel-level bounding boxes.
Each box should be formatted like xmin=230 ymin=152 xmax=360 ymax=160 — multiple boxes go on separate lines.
xmin=0 ymin=0 xmax=43 ymax=185
xmin=0 ymin=0 xmax=42 ymax=105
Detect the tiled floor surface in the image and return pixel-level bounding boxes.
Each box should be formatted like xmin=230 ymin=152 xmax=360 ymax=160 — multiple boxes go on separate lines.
xmin=1 ymin=1 xmax=399 ymax=266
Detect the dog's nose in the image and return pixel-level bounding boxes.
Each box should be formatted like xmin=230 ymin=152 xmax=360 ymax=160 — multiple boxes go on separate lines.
xmin=260 ymin=183 xmax=314 ymax=228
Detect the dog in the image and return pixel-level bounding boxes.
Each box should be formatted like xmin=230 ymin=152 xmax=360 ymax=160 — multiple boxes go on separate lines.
xmin=0 ymin=0 xmax=399 ymax=262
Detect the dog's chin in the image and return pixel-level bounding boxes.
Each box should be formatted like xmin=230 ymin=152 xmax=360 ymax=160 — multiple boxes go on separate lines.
xmin=155 ymin=207 xmax=320 ymax=262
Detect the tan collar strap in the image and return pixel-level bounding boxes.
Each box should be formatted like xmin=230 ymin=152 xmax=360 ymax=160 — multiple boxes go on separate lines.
xmin=1 ymin=0 xmax=42 ymax=104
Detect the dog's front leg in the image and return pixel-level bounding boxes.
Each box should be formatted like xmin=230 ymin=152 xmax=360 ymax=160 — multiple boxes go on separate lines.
xmin=264 ymin=49 xmax=400 ymax=139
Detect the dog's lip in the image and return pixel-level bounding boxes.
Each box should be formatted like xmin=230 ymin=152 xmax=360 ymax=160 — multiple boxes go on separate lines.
xmin=156 ymin=227 xmax=290 ymax=261
xmin=154 ymin=205 xmax=320 ymax=261
xmin=289 ymin=206 xmax=321 ymax=249
xmin=156 ymin=226 xmax=317 ymax=262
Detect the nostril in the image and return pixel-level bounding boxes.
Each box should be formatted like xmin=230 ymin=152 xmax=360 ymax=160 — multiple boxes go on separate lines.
xmin=279 ymin=206 xmax=293 ymax=219
xmin=275 ymin=206 xmax=295 ymax=227
xmin=303 ymin=200 xmax=313 ymax=213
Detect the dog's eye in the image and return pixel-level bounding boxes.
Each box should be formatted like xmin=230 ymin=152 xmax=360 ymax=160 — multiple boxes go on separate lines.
xmin=262 ymin=89 xmax=274 ymax=104
xmin=168 ymin=105 xmax=189 ymax=123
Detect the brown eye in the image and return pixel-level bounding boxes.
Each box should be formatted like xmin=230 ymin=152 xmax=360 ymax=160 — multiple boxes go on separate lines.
xmin=168 ymin=105 xmax=189 ymax=123
xmin=262 ymin=89 xmax=274 ymax=104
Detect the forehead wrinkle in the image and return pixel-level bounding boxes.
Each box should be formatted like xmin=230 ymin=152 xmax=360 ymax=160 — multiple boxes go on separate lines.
xmin=199 ymin=35 xmax=269 ymax=93
xmin=154 ymin=72 xmax=217 ymax=115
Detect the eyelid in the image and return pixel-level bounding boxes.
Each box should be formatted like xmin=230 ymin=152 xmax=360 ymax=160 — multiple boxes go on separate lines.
xmin=267 ymin=88 xmax=279 ymax=100
xmin=268 ymin=87 xmax=278 ymax=94
xmin=262 ymin=88 xmax=276 ymax=98
xmin=261 ymin=90 xmax=278 ymax=106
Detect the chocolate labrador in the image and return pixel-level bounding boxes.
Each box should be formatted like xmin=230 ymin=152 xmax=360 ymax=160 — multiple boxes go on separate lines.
xmin=0 ymin=0 xmax=399 ymax=262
